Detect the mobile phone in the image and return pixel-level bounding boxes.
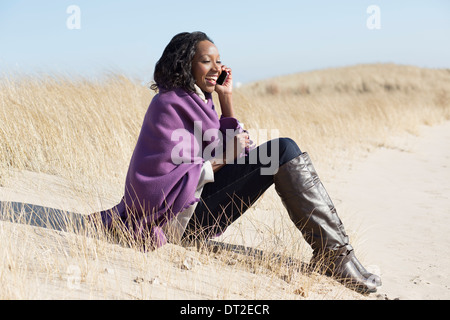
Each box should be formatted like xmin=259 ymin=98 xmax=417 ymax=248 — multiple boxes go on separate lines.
xmin=217 ymin=70 xmax=229 ymax=85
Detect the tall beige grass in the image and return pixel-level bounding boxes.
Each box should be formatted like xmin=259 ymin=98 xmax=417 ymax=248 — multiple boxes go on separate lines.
xmin=1 ymin=64 xmax=449 ymax=299
xmin=234 ymin=64 xmax=450 ymax=170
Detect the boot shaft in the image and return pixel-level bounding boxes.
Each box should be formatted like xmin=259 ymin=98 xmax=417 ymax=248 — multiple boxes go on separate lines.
xmin=274 ymin=152 xmax=351 ymax=253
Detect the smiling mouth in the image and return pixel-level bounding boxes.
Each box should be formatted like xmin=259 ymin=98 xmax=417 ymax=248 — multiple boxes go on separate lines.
xmin=205 ymin=77 xmax=218 ymax=85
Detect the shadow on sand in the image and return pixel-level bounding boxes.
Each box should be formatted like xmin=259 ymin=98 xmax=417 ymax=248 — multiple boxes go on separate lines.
xmin=0 ymin=201 xmax=87 ymax=233
xmin=0 ymin=200 xmax=305 ymax=271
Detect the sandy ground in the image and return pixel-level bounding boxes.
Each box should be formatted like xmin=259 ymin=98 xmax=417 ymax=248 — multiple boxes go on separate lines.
xmin=326 ymin=121 xmax=450 ymax=300
xmin=1 ymin=121 xmax=449 ymax=299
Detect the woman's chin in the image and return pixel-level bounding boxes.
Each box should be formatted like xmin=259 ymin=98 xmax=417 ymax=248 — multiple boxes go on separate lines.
xmin=203 ymin=86 xmax=215 ymax=93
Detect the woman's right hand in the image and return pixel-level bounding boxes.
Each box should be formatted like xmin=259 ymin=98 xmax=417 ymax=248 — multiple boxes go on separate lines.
xmin=230 ymin=131 xmax=250 ymax=161
xmin=212 ymin=131 xmax=250 ymax=173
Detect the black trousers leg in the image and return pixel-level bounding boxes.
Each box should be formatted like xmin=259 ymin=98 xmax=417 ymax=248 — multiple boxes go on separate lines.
xmin=182 ymin=137 xmax=302 ymax=241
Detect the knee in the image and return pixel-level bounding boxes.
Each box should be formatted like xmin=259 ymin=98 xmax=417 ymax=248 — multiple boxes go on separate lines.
xmin=278 ymin=137 xmax=302 ymax=164
xmin=252 ymin=137 xmax=301 ymax=168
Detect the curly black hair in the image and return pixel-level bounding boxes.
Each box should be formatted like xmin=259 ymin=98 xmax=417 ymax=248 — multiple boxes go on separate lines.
xmin=150 ymin=31 xmax=214 ymax=92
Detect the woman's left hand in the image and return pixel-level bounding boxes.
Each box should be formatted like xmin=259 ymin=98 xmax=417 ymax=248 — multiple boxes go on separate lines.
xmin=215 ymin=65 xmax=233 ymax=96
xmin=215 ymin=65 xmax=234 ymax=118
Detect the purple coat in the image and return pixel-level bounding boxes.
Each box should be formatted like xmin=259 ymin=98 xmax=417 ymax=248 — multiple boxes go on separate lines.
xmin=98 ymin=88 xmax=242 ymax=248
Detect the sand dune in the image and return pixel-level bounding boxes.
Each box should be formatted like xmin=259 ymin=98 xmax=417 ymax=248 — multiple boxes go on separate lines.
xmin=1 ymin=121 xmax=449 ymax=299
xmin=326 ymin=121 xmax=450 ymax=299
xmin=1 ymin=64 xmax=449 ymax=299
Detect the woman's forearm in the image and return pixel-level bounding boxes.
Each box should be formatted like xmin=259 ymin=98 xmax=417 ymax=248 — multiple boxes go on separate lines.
xmin=218 ymin=93 xmax=234 ymax=118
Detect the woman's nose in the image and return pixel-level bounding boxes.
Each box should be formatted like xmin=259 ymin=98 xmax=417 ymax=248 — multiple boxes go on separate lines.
xmin=212 ymin=62 xmax=221 ymax=73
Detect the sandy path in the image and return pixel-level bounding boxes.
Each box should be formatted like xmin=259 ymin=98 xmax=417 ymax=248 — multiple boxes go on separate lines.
xmin=1 ymin=121 xmax=449 ymax=300
xmin=328 ymin=121 xmax=450 ymax=299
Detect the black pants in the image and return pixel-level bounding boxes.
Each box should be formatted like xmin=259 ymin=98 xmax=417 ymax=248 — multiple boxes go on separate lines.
xmin=182 ymin=137 xmax=302 ymax=241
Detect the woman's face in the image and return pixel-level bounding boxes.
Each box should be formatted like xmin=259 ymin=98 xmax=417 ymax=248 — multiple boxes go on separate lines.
xmin=191 ymin=40 xmax=222 ymax=93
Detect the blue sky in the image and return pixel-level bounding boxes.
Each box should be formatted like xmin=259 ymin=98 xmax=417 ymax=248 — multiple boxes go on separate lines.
xmin=1 ymin=0 xmax=449 ymax=84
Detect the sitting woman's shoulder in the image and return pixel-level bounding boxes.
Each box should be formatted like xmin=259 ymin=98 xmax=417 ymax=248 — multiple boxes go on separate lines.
xmin=154 ymin=87 xmax=190 ymax=104
xmin=147 ymin=88 xmax=193 ymax=122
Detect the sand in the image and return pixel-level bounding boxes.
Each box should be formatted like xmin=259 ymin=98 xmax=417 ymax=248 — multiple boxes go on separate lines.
xmin=326 ymin=121 xmax=450 ymax=299
xmin=1 ymin=121 xmax=449 ymax=300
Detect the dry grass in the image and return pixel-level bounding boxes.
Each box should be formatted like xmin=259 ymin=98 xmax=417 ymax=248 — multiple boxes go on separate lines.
xmin=234 ymin=64 xmax=450 ymax=170
xmin=1 ymin=63 xmax=449 ymax=299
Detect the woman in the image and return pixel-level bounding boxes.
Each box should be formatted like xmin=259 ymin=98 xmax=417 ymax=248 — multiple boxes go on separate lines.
xmin=94 ymin=31 xmax=380 ymax=293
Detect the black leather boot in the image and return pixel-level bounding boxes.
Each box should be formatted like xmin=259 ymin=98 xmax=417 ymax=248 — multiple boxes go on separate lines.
xmin=350 ymin=252 xmax=382 ymax=287
xmin=274 ymin=152 xmax=379 ymax=293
